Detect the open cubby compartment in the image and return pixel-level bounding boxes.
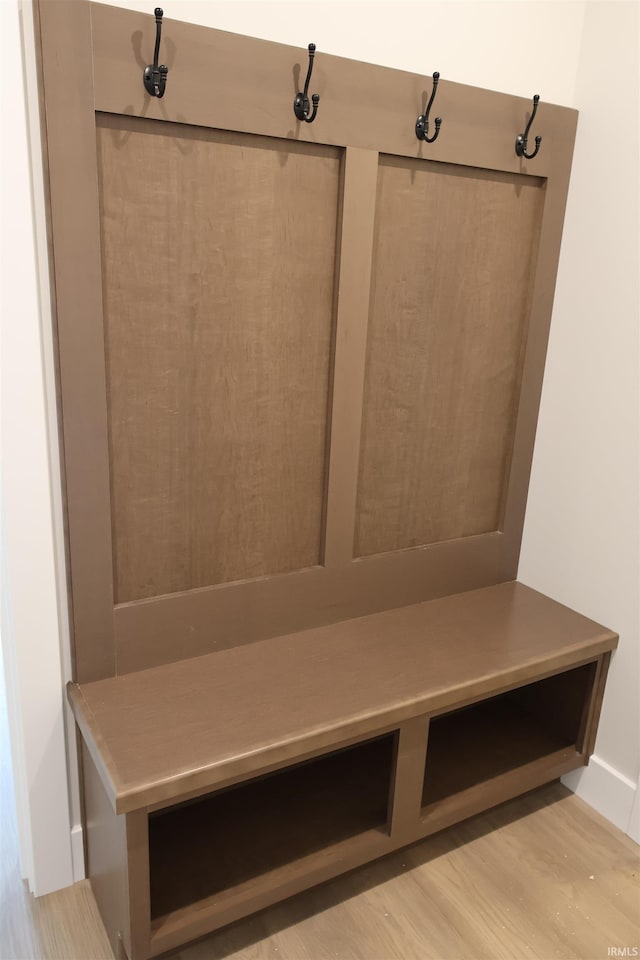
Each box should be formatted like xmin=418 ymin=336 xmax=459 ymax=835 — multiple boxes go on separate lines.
xmin=148 ymin=731 xmax=397 ymax=922
xmin=422 ymin=661 xmax=597 ymax=810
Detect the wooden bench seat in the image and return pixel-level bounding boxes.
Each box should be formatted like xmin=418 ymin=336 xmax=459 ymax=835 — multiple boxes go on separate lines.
xmin=68 ymin=580 xmax=617 ymax=816
xmin=67 ymin=581 xmax=617 ymax=957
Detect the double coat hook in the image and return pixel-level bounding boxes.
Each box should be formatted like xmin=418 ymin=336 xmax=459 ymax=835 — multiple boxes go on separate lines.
xmin=515 ymin=94 xmax=542 ymax=159
xmin=294 ymin=44 xmax=320 ymax=123
xmin=415 ymin=72 xmax=442 ymax=143
xmin=143 ymin=7 xmax=168 ymax=98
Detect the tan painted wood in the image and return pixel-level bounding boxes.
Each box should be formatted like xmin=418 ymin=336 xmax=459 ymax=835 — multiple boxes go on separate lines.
xmin=421 ymin=685 xmax=592 ymax=807
xmin=87 ymin=713 xmax=602 ymax=955
xmin=389 ymin=717 xmax=430 ymax=842
xmin=101 ymin=125 xmax=574 ymax=673
xmin=500 ymin=657 xmax=597 ymax=747
xmin=34 ymin=0 xmax=580 ymax=678
xmin=149 ymin=829 xmax=393 ymax=957
xmin=34 ymin=0 xmax=115 ymax=682
xmin=4 ymin=781 xmax=638 ymax=960
xmin=89 ymin=3 xmax=574 ymax=180
xmin=33 ymin=9 xmax=613 ymax=956
xmin=124 ymin=811 xmax=151 ymax=960
xmin=420 ymin=747 xmax=585 ymax=837
xmin=141 ymin=718 xmax=404 ymax=817
xmin=148 ymin=736 xmax=392 ymax=918
xmin=82 ymin=743 xmax=130 ymax=959
xmin=83 ymin=751 xmax=150 ymax=959
xmin=105 ymin=657 xmax=600 ymax=954
xmin=113 ymin=529 xmax=511 ymax=673
xmin=97 ymin=115 xmax=339 ymax=602
xmin=67 ymin=582 xmax=617 ymax=814
xmin=4 ymin=656 xmax=638 ymax=960
xmin=323 ymin=147 xmax=378 ymax=566
xmin=356 ymin=158 xmax=543 ymax=557
xmin=500 ymin=171 xmax=577 ymax=576
xmin=583 ymin=651 xmax=612 ymax=757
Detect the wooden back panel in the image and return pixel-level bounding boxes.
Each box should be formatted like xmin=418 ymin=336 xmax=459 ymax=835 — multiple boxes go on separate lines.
xmin=356 ymin=158 xmax=544 ymax=557
xmin=35 ymin=0 xmax=577 ymax=679
xmin=98 ymin=116 xmax=340 ymax=601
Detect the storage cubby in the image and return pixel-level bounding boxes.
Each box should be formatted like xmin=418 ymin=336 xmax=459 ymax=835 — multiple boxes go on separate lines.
xmin=148 ymin=733 xmax=396 ymax=921
xmin=422 ymin=663 xmax=596 ymax=809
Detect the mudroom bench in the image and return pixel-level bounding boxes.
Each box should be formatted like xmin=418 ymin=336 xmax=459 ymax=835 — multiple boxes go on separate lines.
xmin=68 ymin=582 xmax=616 ymax=960
xmin=38 ymin=3 xmax=616 ymax=957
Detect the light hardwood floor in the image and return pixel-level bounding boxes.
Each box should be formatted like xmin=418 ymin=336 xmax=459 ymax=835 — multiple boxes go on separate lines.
xmin=1 ymin=673 xmax=638 ymax=960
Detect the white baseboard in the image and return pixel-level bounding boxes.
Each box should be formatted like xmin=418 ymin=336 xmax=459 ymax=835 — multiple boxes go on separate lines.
xmin=562 ymin=755 xmax=639 ymax=840
xmin=627 ymin=783 xmax=640 ymax=844
xmin=70 ymin=824 xmax=85 ymax=883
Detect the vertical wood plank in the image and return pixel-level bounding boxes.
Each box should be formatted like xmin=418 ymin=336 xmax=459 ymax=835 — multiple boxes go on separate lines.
xmin=323 ymin=148 xmax=379 ymax=567
xmin=35 ymin=0 xmax=115 ymax=681
xmin=500 ymin=125 xmax=577 ymax=573
xmin=581 ymin=653 xmax=611 ymax=758
xmin=389 ymin=716 xmax=429 ymax=841
xmin=82 ymin=743 xmax=130 ymax=960
xmin=125 ymin=811 xmax=151 ymax=960
xmin=575 ymin=660 xmax=600 ymax=754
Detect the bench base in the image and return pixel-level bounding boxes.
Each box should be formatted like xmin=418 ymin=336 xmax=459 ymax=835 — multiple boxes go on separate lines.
xmin=73 ymin=594 xmax=613 ymax=960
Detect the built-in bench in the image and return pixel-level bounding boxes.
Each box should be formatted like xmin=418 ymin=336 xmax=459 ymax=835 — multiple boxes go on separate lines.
xmin=68 ymin=581 xmax=617 ymax=960
xmin=38 ymin=4 xmax=607 ymax=958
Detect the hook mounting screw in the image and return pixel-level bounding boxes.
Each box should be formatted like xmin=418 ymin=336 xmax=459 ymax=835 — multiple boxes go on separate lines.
xmin=143 ymin=7 xmax=168 ymax=98
xmin=515 ymin=94 xmax=542 ymax=159
xmin=415 ymin=72 xmax=442 ymax=144
xmin=294 ymin=44 xmax=320 ymax=123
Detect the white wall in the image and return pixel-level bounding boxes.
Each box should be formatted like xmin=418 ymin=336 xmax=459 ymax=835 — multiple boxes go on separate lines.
xmin=96 ymin=0 xmax=586 ymax=104
xmin=519 ymin=0 xmax=640 ymax=840
xmin=0 ymin=0 xmax=636 ymax=896
xmin=0 ymin=0 xmax=78 ymax=895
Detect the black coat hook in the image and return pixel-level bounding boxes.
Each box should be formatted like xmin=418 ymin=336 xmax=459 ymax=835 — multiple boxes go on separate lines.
xmin=415 ymin=72 xmax=442 ymax=143
xmin=143 ymin=7 xmax=168 ymax=98
xmin=294 ymin=44 xmax=320 ymax=123
xmin=515 ymin=94 xmax=542 ymax=159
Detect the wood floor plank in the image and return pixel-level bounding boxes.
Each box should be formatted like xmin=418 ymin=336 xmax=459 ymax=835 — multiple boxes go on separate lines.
xmin=169 ymin=783 xmax=639 ymax=960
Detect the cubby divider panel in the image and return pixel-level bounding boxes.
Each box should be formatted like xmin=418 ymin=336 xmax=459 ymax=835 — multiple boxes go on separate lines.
xmin=149 ymin=732 xmax=396 ymax=920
